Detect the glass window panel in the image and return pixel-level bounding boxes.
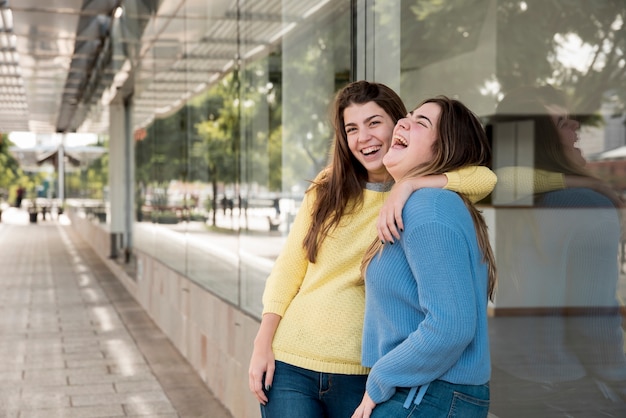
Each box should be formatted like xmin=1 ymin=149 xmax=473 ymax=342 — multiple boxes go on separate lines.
xmin=132 ymin=0 xmax=352 ymax=311
xmin=238 ymin=0 xmax=352 ymax=316
xmin=383 ymin=0 xmax=626 ymax=415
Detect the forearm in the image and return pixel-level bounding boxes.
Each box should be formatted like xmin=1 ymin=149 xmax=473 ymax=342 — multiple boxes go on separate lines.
xmin=254 ymin=313 xmax=281 ymax=349
xmin=407 ymin=174 xmax=447 ymax=190
xmin=250 ymin=312 xmax=281 ymax=403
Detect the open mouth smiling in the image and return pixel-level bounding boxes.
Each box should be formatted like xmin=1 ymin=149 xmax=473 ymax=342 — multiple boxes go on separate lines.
xmin=392 ymin=135 xmax=408 ymax=148
xmin=361 ymin=145 xmax=382 ymax=155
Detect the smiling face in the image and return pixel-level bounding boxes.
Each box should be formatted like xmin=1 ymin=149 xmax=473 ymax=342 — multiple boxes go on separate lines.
xmin=343 ymin=102 xmax=396 ymax=182
xmin=383 ymin=102 xmax=441 ymax=181
xmin=545 ymin=104 xmax=585 ymax=168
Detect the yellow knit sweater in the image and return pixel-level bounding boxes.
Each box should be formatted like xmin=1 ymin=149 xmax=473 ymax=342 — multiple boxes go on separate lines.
xmin=262 ymin=166 xmax=496 ymax=374
xmin=494 ymin=166 xmax=565 ymax=204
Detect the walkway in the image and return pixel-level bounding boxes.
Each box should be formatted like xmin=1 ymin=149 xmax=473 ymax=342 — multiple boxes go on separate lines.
xmin=0 ymin=207 xmax=233 ymax=418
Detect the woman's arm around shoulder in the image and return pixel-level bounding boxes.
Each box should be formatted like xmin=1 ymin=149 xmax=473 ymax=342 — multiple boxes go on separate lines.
xmin=443 ymin=165 xmax=497 ymax=203
xmin=377 ymin=166 xmax=496 ymax=243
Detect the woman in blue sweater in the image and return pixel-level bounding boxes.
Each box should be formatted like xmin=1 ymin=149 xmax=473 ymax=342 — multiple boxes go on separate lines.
xmin=352 ymin=96 xmax=497 ymax=418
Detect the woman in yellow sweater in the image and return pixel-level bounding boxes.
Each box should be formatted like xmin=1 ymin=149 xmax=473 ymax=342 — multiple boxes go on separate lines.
xmin=248 ymin=81 xmax=496 ymax=418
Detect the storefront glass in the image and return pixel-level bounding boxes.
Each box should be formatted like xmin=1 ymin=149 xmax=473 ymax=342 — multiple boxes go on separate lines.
xmin=128 ymin=2 xmax=626 ymax=413
xmin=131 ymin=0 xmax=352 ymax=313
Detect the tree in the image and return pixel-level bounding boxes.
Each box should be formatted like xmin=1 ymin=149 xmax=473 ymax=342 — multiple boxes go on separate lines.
xmin=400 ymin=0 xmax=625 ymax=122
xmin=0 ymin=133 xmax=25 ymax=203
xmin=496 ymin=0 xmax=626 ymax=117
xmin=195 ymin=75 xmax=239 ymax=226
xmin=0 ymin=134 xmax=23 ymax=193
xmin=278 ymin=13 xmax=352 ymax=195
xmin=135 ymin=107 xmax=192 ymax=217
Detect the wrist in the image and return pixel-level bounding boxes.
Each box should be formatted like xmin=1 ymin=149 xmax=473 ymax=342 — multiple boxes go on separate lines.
xmin=412 ymin=174 xmax=447 ymax=190
xmin=253 ymin=336 xmax=273 ymax=348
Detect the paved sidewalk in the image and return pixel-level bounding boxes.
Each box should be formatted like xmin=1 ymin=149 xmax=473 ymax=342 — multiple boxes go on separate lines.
xmin=0 ymin=210 xmax=233 ymax=418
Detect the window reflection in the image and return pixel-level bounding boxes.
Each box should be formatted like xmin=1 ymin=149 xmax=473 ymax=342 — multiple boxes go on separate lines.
xmin=393 ymin=0 xmax=626 ymax=414
xmin=489 ymin=85 xmax=626 ymax=416
xmin=72 ymin=0 xmax=626 ymax=413
xmin=130 ymin=0 xmax=351 ymax=313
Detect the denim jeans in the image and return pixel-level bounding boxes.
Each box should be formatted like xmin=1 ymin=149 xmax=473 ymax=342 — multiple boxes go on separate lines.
xmin=371 ymin=380 xmax=490 ymax=418
xmin=260 ymin=360 xmax=368 ymax=418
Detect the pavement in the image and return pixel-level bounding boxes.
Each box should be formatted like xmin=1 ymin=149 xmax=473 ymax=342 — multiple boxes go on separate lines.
xmin=2 ymin=203 xmax=626 ymax=418
xmin=0 ymin=207 xmax=233 ymax=418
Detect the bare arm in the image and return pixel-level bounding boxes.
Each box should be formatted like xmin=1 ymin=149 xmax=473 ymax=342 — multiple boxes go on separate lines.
xmin=248 ymin=313 xmax=281 ymax=404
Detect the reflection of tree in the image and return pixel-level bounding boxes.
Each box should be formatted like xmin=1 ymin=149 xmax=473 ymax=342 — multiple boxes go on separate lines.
xmin=497 ymin=0 xmax=626 ymax=115
xmin=136 ymin=112 xmax=185 ymax=186
xmin=135 ymin=105 xmax=190 ymax=222
xmin=196 ymin=75 xmax=239 ymax=226
xmin=0 ymin=134 xmax=45 ymax=204
xmin=400 ymin=0 xmax=491 ymax=72
xmin=134 ymin=4 xmax=352 ymax=222
xmin=0 ymin=133 xmax=23 ymax=198
xmin=65 ymin=148 xmax=108 ymax=200
xmin=400 ymin=0 xmax=625 ymax=121
xmin=280 ymin=14 xmax=351 ymax=193
xmin=240 ymin=57 xmax=282 ymax=193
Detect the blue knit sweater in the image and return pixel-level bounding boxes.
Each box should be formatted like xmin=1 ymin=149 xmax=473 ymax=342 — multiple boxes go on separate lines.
xmin=362 ymin=188 xmax=491 ymax=404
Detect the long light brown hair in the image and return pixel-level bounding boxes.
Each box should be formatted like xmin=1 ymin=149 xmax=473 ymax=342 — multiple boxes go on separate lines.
xmin=361 ymin=96 xmax=497 ymax=300
xmin=494 ymin=85 xmax=590 ymax=178
xmin=302 ymin=81 xmax=407 ymax=263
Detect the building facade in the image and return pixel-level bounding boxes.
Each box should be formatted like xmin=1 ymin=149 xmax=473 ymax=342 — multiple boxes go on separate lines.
xmin=68 ymin=1 xmax=626 ymax=417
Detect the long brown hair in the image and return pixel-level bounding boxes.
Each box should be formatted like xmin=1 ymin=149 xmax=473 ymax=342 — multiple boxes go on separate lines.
xmin=494 ymin=85 xmax=590 ymax=178
xmin=302 ymin=81 xmax=407 ymax=263
xmin=361 ymin=96 xmax=497 ymax=300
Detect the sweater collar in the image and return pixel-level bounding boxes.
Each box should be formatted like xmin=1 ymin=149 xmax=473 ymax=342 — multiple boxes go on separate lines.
xmin=365 ymin=181 xmax=394 ymax=192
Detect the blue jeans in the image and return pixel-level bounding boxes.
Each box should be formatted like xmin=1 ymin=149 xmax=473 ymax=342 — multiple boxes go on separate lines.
xmin=371 ymin=380 xmax=490 ymax=418
xmin=260 ymin=360 xmax=368 ymax=418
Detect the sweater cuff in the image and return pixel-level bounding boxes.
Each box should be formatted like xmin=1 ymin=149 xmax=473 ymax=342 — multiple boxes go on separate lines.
xmin=366 ymin=375 xmax=395 ymax=404
xmin=262 ymin=302 xmax=288 ymax=317
xmin=443 ymin=171 xmax=460 ymax=191
xmin=540 ymin=172 xmax=566 ymax=191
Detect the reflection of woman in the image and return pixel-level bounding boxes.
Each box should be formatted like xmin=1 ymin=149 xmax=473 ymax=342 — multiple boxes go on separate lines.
xmin=493 ymin=85 xmax=623 ymax=207
xmin=352 ymin=96 xmax=496 ymax=418
xmin=248 ymin=81 xmax=497 ymax=417
xmin=490 ymin=85 xmax=626 ymax=416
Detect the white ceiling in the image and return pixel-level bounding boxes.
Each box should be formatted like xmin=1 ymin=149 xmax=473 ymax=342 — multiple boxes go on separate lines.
xmin=0 ymin=0 xmax=339 ymax=136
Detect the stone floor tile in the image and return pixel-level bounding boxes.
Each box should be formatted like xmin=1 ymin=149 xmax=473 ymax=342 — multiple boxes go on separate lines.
xmin=123 ymin=399 xmax=177 ymax=415
xmin=0 ymin=220 xmax=232 ymax=418
xmin=71 ymin=390 xmax=171 ymax=407
xmin=19 ymin=404 xmax=125 ymax=418
xmin=114 ymin=379 xmax=164 ymax=393
xmin=68 ymin=372 xmax=158 ymax=386
xmin=22 ymin=383 xmax=115 ymax=396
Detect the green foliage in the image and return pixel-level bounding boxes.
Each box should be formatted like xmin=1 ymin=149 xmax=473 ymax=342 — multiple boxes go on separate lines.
xmin=401 ymin=0 xmax=490 ymax=71
xmin=0 ymin=133 xmax=27 ymax=201
xmin=134 ymin=6 xmax=352 ymax=215
xmin=400 ymin=0 xmax=625 ymax=125
xmin=495 ymin=0 xmax=626 ymax=116
xmin=64 ymin=149 xmax=108 ymax=200
xmin=278 ymin=16 xmax=351 ymax=192
xmin=195 ymin=75 xmax=239 ymax=186
xmin=239 ymin=56 xmax=283 ymax=192
xmin=135 ymin=80 xmax=237 ymax=204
